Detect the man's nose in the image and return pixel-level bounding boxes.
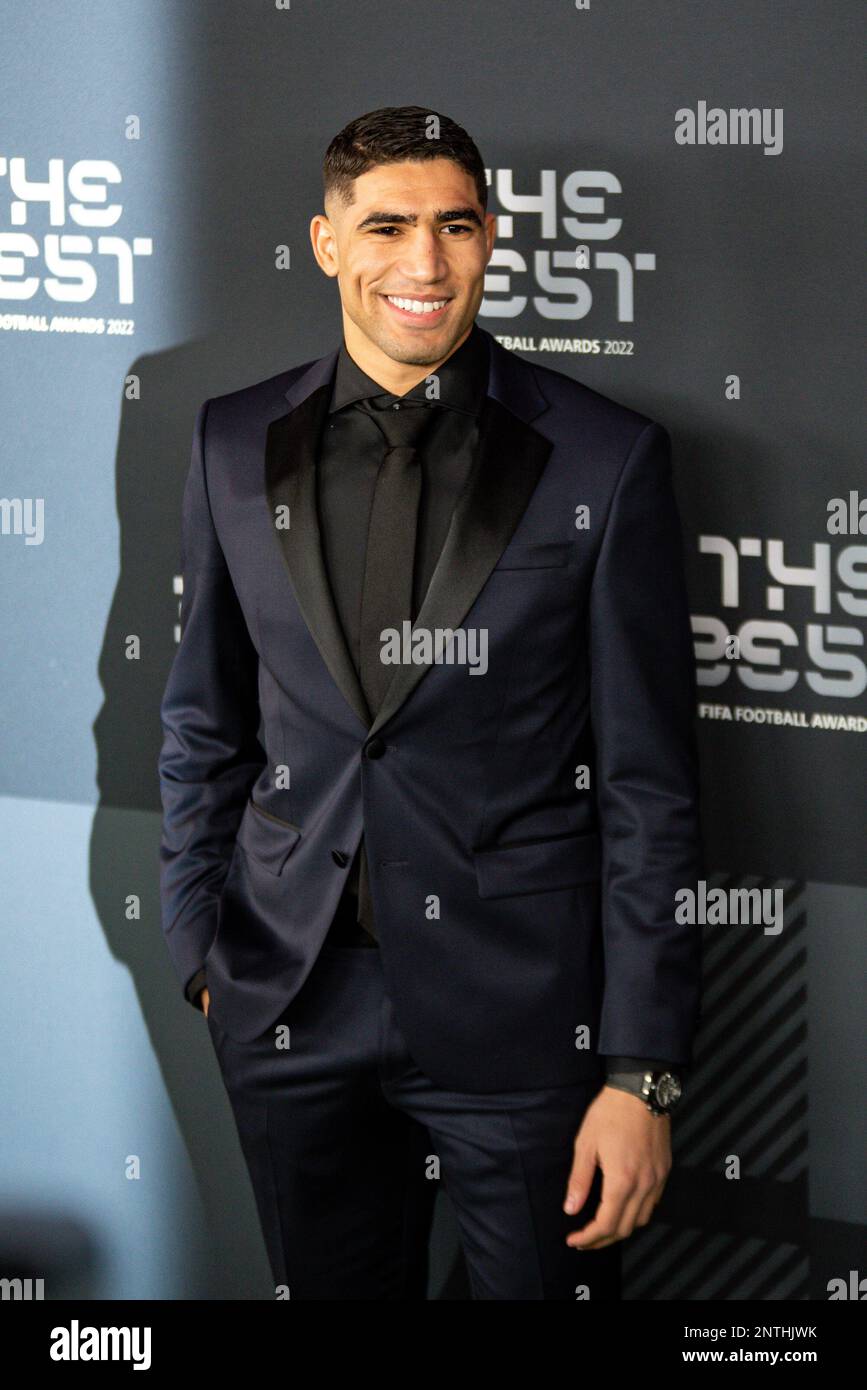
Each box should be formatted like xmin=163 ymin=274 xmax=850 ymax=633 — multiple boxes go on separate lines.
xmin=394 ymin=231 xmax=449 ymax=278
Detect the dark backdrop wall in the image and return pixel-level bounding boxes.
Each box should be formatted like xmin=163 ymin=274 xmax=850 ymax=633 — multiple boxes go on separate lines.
xmin=1 ymin=0 xmax=863 ymax=1300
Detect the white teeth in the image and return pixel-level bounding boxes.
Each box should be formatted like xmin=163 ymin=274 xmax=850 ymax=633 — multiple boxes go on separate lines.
xmin=387 ymin=296 xmax=447 ymax=315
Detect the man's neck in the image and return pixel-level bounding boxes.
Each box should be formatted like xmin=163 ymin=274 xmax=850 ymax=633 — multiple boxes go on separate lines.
xmin=340 ymin=320 xmax=474 ymax=396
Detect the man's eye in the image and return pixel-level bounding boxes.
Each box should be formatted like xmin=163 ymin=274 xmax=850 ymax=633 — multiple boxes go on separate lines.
xmin=370 ymin=224 xmax=472 ymax=235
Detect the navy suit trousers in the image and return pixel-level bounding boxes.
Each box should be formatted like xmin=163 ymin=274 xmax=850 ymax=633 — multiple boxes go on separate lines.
xmin=206 ymin=944 xmax=623 ymax=1301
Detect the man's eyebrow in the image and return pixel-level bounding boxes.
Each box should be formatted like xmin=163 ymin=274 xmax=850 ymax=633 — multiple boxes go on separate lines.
xmin=356 ymin=207 xmax=483 ymax=231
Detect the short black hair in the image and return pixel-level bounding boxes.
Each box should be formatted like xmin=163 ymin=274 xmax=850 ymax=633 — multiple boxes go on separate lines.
xmin=323 ymin=105 xmax=488 ymax=215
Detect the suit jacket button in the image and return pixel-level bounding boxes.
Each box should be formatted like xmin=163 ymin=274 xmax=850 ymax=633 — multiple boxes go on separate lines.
xmin=364 ymin=737 xmax=386 ymax=759
xmin=332 ymin=850 xmax=349 ymax=867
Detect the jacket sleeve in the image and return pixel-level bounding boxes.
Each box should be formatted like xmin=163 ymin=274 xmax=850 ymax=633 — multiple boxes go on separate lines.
xmin=589 ymin=421 xmax=703 ymax=1065
xmin=158 ymin=399 xmax=266 ymax=1005
xmin=185 ymin=967 xmax=208 ymax=1010
xmin=603 ymin=1056 xmax=681 ymax=1077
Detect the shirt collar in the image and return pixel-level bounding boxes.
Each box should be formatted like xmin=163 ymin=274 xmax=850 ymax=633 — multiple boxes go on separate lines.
xmin=328 ymin=320 xmax=489 ymax=417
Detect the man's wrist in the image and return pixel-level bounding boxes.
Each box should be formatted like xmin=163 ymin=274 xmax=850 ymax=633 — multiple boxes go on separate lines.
xmin=604 ymin=1063 xmax=684 ymax=1115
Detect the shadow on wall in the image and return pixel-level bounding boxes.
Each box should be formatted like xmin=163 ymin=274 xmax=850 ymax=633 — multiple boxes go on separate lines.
xmin=0 ymin=1206 xmax=100 ymax=1300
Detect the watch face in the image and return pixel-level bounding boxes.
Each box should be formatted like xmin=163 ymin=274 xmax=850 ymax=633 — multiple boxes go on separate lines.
xmin=655 ymin=1073 xmax=682 ymax=1109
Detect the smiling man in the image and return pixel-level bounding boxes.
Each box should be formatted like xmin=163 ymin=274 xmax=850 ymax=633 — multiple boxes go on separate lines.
xmin=312 ymin=154 xmax=492 ymax=384
xmin=158 ymin=105 xmax=703 ymax=1300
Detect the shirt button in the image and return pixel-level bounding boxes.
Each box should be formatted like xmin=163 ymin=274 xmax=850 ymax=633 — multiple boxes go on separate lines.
xmin=364 ymin=737 xmax=386 ymax=759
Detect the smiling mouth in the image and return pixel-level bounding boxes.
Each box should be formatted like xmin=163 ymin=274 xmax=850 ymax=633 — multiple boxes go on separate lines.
xmin=383 ymin=294 xmax=451 ymax=318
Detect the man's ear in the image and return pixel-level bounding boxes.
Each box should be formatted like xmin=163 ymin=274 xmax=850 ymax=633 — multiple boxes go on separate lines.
xmin=310 ymin=213 xmax=340 ymax=278
xmin=484 ymin=210 xmax=497 ymax=261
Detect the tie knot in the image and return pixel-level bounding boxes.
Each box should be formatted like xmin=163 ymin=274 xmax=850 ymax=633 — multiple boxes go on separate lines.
xmin=363 ymin=397 xmax=436 ymax=451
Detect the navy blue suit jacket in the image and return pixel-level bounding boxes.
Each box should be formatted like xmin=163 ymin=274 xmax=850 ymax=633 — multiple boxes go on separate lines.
xmin=158 ymin=327 xmax=703 ymax=1092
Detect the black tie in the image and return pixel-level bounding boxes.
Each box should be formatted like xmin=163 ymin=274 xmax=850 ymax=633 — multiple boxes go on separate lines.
xmin=356 ymin=397 xmax=436 ymax=939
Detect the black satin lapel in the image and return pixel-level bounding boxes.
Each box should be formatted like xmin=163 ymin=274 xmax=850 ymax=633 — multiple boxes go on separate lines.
xmin=367 ymin=395 xmax=553 ymax=738
xmin=265 ymin=385 xmax=372 ymax=731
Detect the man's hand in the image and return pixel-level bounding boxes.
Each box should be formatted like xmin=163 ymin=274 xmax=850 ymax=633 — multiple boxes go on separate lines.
xmin=563 ymin=1084 xmax=672 ymax=1248
xmin=198 ymin=987 xmax=211 ymax=1019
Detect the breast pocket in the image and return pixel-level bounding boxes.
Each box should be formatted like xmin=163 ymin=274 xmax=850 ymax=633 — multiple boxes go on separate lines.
xmin=473 ymin=828 xmax=601 ymax=899
xmin=236 ymin=797 xmax=302 ymax=876
xmin=493 ymin=540 xmax=574 ymax=571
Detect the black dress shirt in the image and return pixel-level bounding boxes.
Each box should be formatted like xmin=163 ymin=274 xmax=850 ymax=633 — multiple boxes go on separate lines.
xmin=187 ymin=326 xmax=681 ymax=1081
xmin=316 ymin=322 xmax=488 ymax=944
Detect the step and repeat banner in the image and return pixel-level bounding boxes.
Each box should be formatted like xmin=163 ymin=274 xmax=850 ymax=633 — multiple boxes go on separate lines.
xmin=1 ymin=1 xmax=863 ymax=1302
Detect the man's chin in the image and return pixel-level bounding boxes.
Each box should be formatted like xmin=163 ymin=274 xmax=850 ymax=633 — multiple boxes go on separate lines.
xmin=368 ymin=311 xmax=470 ymax=367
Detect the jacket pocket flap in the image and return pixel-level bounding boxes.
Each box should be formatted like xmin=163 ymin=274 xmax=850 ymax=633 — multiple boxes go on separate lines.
xmin=473 ymin=828 xmax=601 ymax=899
xmin=236 ymin=798 xmax=302 ymax=876
xmin=494 ymin=540 xmax=574 ymax=570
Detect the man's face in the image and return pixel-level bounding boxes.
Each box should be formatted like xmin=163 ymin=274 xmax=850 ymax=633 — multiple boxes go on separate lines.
xmin=311 ymin=158 xmax=496 ymax=372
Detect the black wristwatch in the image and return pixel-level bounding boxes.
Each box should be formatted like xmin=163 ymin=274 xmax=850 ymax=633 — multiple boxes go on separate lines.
xmin=605 ymin=1069 xmax=683 ymax=1116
